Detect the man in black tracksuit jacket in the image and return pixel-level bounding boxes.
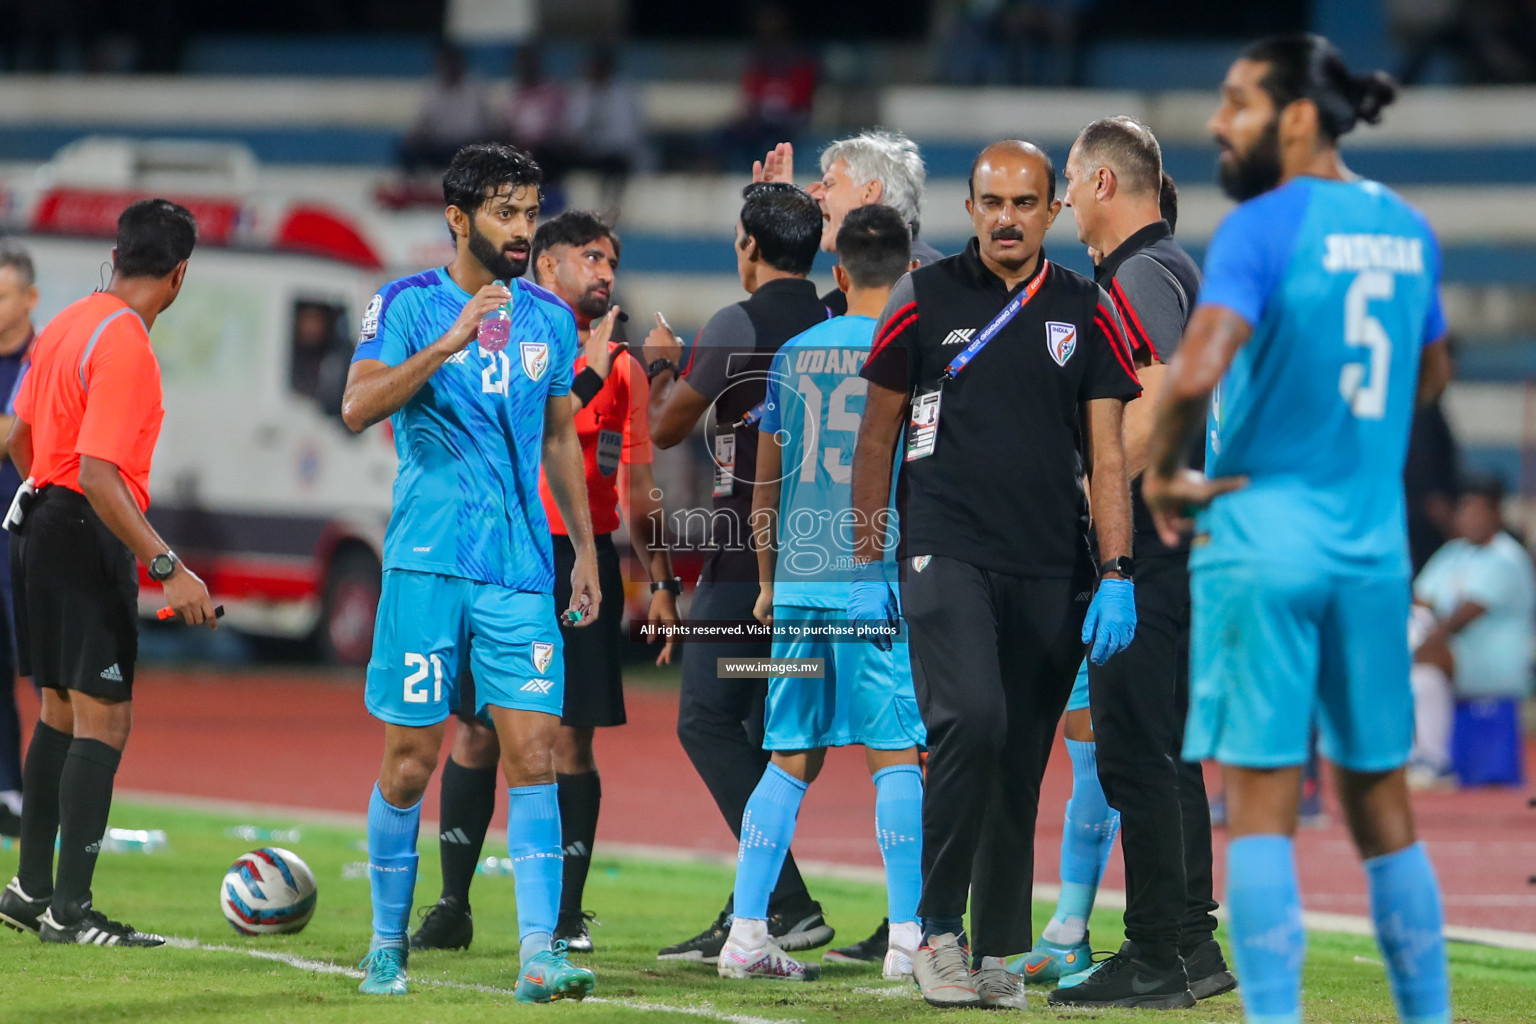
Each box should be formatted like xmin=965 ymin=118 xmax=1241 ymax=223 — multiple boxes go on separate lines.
xmin=1048 ymin=116 xmax=1235 ymax=1009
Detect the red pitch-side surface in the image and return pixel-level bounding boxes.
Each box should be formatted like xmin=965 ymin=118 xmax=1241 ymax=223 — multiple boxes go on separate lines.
xmin=17 ymin=669 xmax=1536 ymax=934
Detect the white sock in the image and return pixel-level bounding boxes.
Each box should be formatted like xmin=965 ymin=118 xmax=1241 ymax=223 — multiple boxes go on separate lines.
xmin=0 ymin=790 xmax=20 ymax=816
xmin=979 ymin=955 xmax=1007 ymax=971
xmin=1411 ymin=662 xmax=1454 ymax=773
xmin=889 ymin=920 xmax=922 ymax=953
xmin=728 ymin=916 xmax=768 ymax=950
xmin=1042 ymin=914 xmax=1087 ymax=945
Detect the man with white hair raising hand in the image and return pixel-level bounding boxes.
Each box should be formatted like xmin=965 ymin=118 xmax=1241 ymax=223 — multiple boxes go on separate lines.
xmin=755 ymin=131 xmax=946 ymax=316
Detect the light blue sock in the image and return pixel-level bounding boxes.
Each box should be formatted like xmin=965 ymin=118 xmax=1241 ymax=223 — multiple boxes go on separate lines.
xmin=508 ymin=783 xmax=562 ymax=961
xmin=872 ymin=764 xmax=923 ymax=925
xmin=734 ymin=764 xmax=807 ymax=921
xmin=1365 ymin=843 xmax=1450 ymax=1024
xmin=1043 ymin=739 xmax=1120 ymax=944
xmin=1227 ymin=834 xmax=1305 ymax=1024
xmin=367 ymin=783 xmax=421 ymax=945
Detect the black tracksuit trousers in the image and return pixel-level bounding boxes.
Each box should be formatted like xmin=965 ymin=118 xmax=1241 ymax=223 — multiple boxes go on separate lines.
xmin=903 ymin=554 xmax=1092 ymax=957
xmin=1087 ymin=551 xmax=1219 ymax=959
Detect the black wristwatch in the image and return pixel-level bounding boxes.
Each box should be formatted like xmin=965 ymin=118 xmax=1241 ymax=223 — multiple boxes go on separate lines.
xmin=646 ymin=357 xmax=677 ymax=382
xmin=148 ymin=551 xmax=180 ymax=583
xmin=650 ymin=576 xmax=683 ymax=595
xmin=1098 ymin=556 xmax=1135 ymax=580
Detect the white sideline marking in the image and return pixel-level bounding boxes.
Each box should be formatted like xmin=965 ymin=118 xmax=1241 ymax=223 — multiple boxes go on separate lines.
xmin=123 ymin=790 xmax=1536 ymax=953
xmin=850 ymin=985 xmax=918 ymax=999
xmin=167 ymin=937 xmax=798 ymax=1024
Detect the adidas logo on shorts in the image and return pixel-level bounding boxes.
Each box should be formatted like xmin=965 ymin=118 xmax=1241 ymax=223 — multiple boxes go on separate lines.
xmin=520 ymin=678 xmax=554 ymax=695
xmin=99 ymin=664 xmax=123 ymax=682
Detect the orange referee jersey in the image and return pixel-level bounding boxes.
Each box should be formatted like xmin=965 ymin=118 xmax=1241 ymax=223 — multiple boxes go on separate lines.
xmin=13 ymin=292 xmax=165 ymax=512
xmin=538 ymin=344 xmax=652 ymax=537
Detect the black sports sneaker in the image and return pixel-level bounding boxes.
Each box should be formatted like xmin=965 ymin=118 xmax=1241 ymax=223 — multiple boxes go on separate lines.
xmin=38 ymin=904 xmax=165 ymax=947
xmin=409 ymin=896 xmax=473 ymax=951
xmin=555 ymin=910 xmax=598 ymax=953
xmin=0 ymin=877 xmax=47 ymax=934
xmin=768 ymin=901 xmax=835 ymax=952
xmin=1047 ymin=941 xmax=1196 ymax=1009
xmin=822 ymin=918 xmax=888 ymax=964
xmin=657 ymin=910 xmax=730 ymax=963
xmin=1182 ymin=938 xmax=1238 ymax=1000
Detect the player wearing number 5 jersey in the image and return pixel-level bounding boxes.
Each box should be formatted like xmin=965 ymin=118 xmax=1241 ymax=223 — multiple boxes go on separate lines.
xmin=1143 ymin=34 xmax=1454 ymax=1024
xmin=341 ymin=144 xmax=598 ymax=1003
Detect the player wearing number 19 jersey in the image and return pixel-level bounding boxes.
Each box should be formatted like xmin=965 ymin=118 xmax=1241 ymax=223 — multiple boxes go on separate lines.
xmin=716 ymin=205 xmax=925 ymax=985
xmin=1143 ymin=35 xmax=1451 ymax=1024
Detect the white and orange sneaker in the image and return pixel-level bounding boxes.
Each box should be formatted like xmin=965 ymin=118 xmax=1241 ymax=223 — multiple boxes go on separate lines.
xmin=717 ymin=937 xmax=821 ymax=981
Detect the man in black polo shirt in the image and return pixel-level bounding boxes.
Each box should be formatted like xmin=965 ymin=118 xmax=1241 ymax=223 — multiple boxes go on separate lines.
xmin=1043 ymin=116 xmax=1234 ymax=1009
xmin=850 ymin=140 xmax=1141 ymax=1009
xmin=642 ymin=182 xmax=835 ymax=962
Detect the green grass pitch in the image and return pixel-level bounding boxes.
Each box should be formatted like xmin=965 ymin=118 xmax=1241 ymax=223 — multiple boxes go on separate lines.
xmin=1 ymin=799 xmax=1533 ymax=1022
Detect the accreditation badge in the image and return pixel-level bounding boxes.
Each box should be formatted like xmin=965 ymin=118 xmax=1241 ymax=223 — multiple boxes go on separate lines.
xmin=596 ymin=429 xmax=623 ymax=477
xmin=905 ymin=389 xmax=942 ymax=462
xmin=712 ymin=427 xmax=736 ymax=497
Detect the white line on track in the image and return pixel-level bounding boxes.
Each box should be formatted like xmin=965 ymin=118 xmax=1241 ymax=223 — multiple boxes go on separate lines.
xmin=124 ymin=789 xmax=1536 ymax=954
xmin=167 ymin=937 xmax=799 ymax=1024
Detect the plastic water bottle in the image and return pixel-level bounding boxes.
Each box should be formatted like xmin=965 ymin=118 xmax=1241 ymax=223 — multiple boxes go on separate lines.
xmin=478 ymin=306 xmax=511 ymax=353
xmin=474 ymin=856 xmax=515 ymax=877
xmin=225 ymin=825 xmax=302 ymax=844
xmin=100 ymin=828 xmax=168 ymax=854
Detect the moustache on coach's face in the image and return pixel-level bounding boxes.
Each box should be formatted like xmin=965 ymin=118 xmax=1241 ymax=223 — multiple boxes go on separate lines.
xmin=990 ymin=227 xmax=1025 ymax=242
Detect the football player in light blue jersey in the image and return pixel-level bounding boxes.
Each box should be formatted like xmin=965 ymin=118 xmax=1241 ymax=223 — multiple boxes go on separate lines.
xmin=1143 ymin=36 xmax=1454 ymax=1024
xmin=341 ymin=144 xmax=600 ymax=1003
xmin=715 ymin=206 xmax=925 ymax=984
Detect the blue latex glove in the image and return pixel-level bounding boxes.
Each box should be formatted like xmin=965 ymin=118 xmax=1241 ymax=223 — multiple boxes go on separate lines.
xmin=1082 ymin=577 xmax=1136 ymax=665
xmin=848 ymin=561 xmax=899 ymax=651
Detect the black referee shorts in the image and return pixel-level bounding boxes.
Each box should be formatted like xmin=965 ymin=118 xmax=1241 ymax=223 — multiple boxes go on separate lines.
xmin=455 ymin=532 xmax=627 ymax=729
xmin=11 ymin=486 xmax=138 ymax=700
xmin=903 ymin=553 xmax=1092 ymax=957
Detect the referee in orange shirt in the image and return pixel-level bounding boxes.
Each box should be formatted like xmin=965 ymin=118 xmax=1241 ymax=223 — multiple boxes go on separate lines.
xmin=0 ymin=199 xmax=216 ymax=948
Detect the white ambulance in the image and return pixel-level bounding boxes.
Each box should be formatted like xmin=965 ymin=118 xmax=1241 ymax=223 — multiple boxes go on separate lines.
xmin=1 ymin=139 xmax=447 ymax=664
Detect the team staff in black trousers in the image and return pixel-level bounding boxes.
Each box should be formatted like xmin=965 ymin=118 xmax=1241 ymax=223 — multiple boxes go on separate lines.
xmin=1049 ymin=116 xmax=1233 ymax=1009
xmin=850 ymin=140 xmax=1142 ymax=1009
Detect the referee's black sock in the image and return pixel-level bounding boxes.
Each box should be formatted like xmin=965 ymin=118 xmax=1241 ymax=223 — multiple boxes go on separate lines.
xmin=16 ymin=721 xmax=73 ymax=899
xmin=51 ymin=738 xmax=121 ymax=921
xmin=437 ymin=756 xmax=497 ymax=907
xmin=556 ymin=770 xmax=600 ymax=917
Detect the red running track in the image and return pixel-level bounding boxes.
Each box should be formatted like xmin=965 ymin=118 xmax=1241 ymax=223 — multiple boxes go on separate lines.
xmin=17 ymin=669 xmax=1536 ymax=934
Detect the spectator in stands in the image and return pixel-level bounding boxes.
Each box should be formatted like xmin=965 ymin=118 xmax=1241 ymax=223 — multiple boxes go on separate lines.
xmin=559 ymin=46 xmax=646 ymax=215
xmin=720 ymin=5 xmax=820 ymax=171
xmin=938 ymin=0 xmax=1095 ymax=86
xmin=496 ymin=46 xmax=567 ymax=167
xmin=399 ymin=44 xmax=491 ymax=174
xmin=1410 ymin=474 xmax=1536 ymax=786
xmin=1464 ymin=0 xmax=1536 ymax=82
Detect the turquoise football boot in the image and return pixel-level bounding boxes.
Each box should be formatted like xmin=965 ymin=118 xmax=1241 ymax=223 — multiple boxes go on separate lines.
xmin=515 ymin=940 xmax=597 ymax=1003
xmin=357 ymin=943 xmax=409 ymax=995
xmin=1010 ymin=935 xmax=1092 ymax=983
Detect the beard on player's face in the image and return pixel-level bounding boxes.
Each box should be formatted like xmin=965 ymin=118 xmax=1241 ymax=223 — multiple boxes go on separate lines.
xmin=468 ymin=218 xmax=530 ymax=280
xmin=574 ymin=285 xmax=610 ymax=319
xmin=1217 ymin=115 xmax=1283 ymax=202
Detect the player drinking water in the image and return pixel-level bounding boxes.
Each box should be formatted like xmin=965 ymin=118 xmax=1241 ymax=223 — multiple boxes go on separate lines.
xmin=1143 ymin=33 xmax=1454 ymax=1024
xmin=341 ymin=143 xmax=599 ymax=1002
xmin=716 ymin=204 xmax=925 ymax=984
